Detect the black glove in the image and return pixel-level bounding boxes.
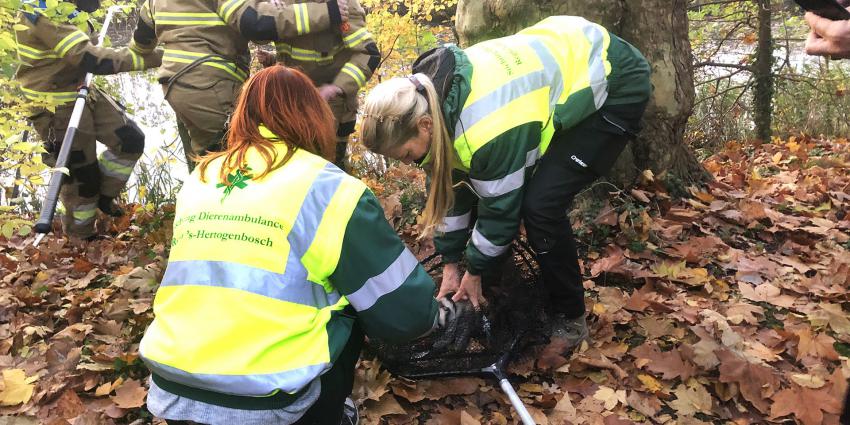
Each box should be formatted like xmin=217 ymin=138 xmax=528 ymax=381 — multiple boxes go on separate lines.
xmin=430 ymin=296 xmax=480 ymax=353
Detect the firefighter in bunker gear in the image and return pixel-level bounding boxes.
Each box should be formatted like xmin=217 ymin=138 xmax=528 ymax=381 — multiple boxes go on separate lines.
xmin=15 ymin=0 xmax=163 ymax=239
xmin=134 ymin=0 xmax=350 ymax=170
xmin=258 ymin=0 xmax=380 ymax=170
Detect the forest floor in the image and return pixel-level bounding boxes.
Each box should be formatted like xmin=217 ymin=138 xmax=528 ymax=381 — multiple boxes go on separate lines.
xmin=1 ymin=136 xmax=849 ymax=425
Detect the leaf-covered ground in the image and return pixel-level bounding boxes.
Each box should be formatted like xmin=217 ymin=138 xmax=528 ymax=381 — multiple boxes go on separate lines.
xmin=2 ymin=136 xmax=849 ymax=424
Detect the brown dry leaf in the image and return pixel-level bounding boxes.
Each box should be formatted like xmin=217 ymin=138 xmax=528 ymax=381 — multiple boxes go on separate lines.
xmin=0 ymin=369 xmax=37 ymax=406
xmin=536 ymin=339 xmax=570 ymax=371
xmin=790 ymin=373 xmax=827 ymax=389
xmin=668 ymin=382 xmax=712 ymax=416
xmin=808 ymin=303 xmax=850 ymax=335
xmin=637 ymin=316 xmax=675 ymax=339
xmin=627 ymin=390 xmax=661 ymax=418
xmin=631 ymin=343 xmax=696 ymax=381
xmin=770 ymin=385 xmax=843 ymax=425
xmin=94 ymin=382 xmax=113 ymax=397
xmin=52 ymin=389 xmax=85 ymax=419
xmin=459 ymin=410 xmax=479 ymax=425
xmin=391 ymin=378 xmax=483 ymax=403
xmin=525 ymin=406 xmax=549 ymax=425
xmin=637 ymin=374 xmax=663 ymax=393
xmin=364 ymin=393 xmax=406 ymax=423
xmin=738 ymin=282 xmax=796 ymax=308
xmin=553 ymin=392 xmax=577 ymax=419
xmin=716 ymin=349 xmax=779 ymax=413
xmin=795 ymin=327 xmax=840 ymax=361
xmin=593 ymin=386 xmax=626 ymax=410
xmin=724 ymin=303 xmax=764 ymax=325
xmin=109 ymin=379 xmax=146 ymax=409
xmin=624 ymin=282 xmax=654 ymax=312
xmin=590 ymin=246 xmax=626 ymax=278
xmin=689 ymin=326 xmax=721 ymax=369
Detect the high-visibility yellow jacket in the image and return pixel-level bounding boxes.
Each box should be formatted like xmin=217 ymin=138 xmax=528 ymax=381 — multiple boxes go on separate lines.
xmin=14 ymin=0 xmax=162 ymax=105
xmin=134 ymin=0 xmax=343 ymax=86
xmin=417 ymin=16 xmax=652 ymax=274
xmin=140 ymin=135 xmax=438 ymax=406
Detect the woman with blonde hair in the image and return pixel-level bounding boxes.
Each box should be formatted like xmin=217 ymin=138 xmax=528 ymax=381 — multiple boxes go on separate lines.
xmin=140 ymin=65 xmax=467 ymax=425
xmin=360 ymin=16 xmax=652 ymax=353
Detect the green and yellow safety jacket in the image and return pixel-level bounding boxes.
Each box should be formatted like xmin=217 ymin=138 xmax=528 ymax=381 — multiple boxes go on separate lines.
xmin=140 ymin=137 xmax=438 ymax=406
xmin=416 ymin=16 xmax=652 ymax=274
xmin=272 ymin=0 xmax=379 ymax=100
xmin=134 ymin=0 xmax=343 ymax=86
xmin=14 ymin=1 xmax=162 ymax=105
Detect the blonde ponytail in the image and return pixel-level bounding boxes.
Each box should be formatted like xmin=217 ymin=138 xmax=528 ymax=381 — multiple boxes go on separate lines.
xmin=361 ymin=73 xmax=454 ymax=238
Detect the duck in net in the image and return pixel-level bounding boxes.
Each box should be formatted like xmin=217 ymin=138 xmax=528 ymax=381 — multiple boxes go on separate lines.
xmin=367 ymin=240 xmax=551 ymax=378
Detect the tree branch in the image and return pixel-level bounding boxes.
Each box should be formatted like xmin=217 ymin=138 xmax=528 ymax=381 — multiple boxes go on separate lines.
xmin=695 ymin=61 xmax=753 ymax=71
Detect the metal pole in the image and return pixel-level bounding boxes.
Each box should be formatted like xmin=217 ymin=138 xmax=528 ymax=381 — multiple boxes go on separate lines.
xmin=33 ymin=6 xmax=121 ymax=247
xmin=483 ymin=364 xmax=536 ymax=425
xmin=498 ymin=377 xmax=536 ymax=425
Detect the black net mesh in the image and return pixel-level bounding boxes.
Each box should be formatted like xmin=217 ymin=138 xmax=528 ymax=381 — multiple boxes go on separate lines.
xmin=368 ymin=240 xmax=550 ymax=378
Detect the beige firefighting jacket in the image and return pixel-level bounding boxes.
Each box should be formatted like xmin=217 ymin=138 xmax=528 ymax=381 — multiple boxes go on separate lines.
xmin=273 ymin=0 xmax=379 ymax=98
xmin=134 ymin=0 xmax=343 ymax=86
xmin=14 ymin=4 xmax=163 ymax=104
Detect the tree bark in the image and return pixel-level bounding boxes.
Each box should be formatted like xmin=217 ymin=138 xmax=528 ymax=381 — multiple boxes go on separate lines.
xmin=455 ymin=0 xmax=709 ymax=188
xmin=753 ymin=0 xmax=774 ymax=141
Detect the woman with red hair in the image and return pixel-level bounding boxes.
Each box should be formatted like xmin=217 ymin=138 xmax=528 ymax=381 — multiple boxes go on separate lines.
xmin=139 ymin=65 xmax=466 ymax=425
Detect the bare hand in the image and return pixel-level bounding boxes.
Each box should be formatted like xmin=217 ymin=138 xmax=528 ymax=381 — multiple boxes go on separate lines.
xmin=337 ymin=0 xmax=349 ymax=22
xmin=256 ymin=49 xmax=276 ymax=68
xmin=804 ymin=11 xmax=850 ymax=58
xmin=452 ymin=271 xmax=486 ymax=309
xmin=436 ymin=262 xmax=461 ymax=300
xmin=317 ymin=84 xmax=343 ymax=101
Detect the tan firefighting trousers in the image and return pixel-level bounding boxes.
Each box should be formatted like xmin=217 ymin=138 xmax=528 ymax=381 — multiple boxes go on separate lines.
xmin=30 ymin=88 xmax=144 ymax=238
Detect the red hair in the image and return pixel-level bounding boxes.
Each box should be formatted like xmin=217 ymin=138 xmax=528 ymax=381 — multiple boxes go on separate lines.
xmin=197 ymin=65 xmax=336 ymax=184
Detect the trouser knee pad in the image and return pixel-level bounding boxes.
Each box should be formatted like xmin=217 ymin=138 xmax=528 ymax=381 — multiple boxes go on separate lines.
xmin=70 ymin=162 xmax=102 ymax=198
xmin=115 ymin=120 xmax=145 ymax=154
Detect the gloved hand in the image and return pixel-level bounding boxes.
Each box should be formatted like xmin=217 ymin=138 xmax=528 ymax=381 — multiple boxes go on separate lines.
xmin=430 ymin=296 xmax=481 ymax=353
xmin=317 ymin=84 xmax=343 ymax=101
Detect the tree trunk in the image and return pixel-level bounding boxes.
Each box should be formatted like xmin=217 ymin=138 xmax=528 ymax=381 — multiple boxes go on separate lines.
xmin=753 ymin=0 xmax=774 ymax=141
xmin=455 ymin=0 xmax=709 ymax=188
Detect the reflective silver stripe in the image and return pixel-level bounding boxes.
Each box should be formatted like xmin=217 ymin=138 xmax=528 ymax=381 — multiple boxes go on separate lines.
xmin=343 ymin=28 xmax=370 ymax=48
xmin=469 ymin=147 xmax=539 ymax=198
xmin=129 ymin=49 xmax=140 ymax=70
xmin=347 ymin=249 xmax=418 ymax=311
xmin=283 ymin=163 xmax=346 ymax=292
xmin=162 ymin=163 xmax=346 ymax=308
xmin=54 ymin=30 xmax=89 ymax=57
xmin=583 ymin=26 xmax=608 ymax=108
xmin=276 ymin=43 xmax=341 ymax=62
xmin=453 ymin=39 xmax=562 ymax=141
xmin=142 ymin=356 xmax=328 ymax=396
xmin=153 ymin=13 xmax=226 ymax=26
xmin=72 ymin=202 xmax=97 ymax=225
xmin=160 ymin=260 xmax=342 ymax=308
xmin=294 ymin=4 xmax=308 ymax=35
xmin=99 ymin=151 xmax=135 ymax=178
xmin=218 ymin=0 xmax=246 ymax=22
xmin=438 ymin=211 xmax=472 ymax=233
xmin=340 ymin=63 xmax=366 ymax=88
xmin=20 ymin=87 xmax=77 ymax=103
xmin=17 ymin=44 xmax=58 ymax=60
xmin=471 ymin=226 xmax=509 ymax=258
